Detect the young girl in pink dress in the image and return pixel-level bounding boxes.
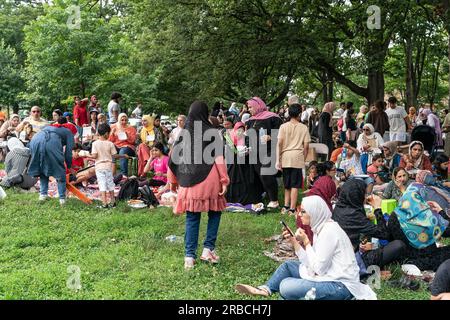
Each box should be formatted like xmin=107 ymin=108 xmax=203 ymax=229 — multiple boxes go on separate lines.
xmin=168 ymin=101 xmax=230 ymax=270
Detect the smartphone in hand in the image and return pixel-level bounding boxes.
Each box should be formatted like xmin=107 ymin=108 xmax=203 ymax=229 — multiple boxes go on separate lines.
xmin=280 ymin=221 xmax=294 ymax=237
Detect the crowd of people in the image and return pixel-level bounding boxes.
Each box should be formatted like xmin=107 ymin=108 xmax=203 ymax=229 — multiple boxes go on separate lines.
xmin=0 ymin=92 xmax=450 ymax=300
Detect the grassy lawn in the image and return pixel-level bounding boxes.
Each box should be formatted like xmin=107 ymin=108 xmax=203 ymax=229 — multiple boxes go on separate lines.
xmin=0 ymin=184 xmax=433 ymax=300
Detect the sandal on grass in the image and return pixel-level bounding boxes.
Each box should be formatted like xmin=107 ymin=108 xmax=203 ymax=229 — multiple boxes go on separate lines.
xmin=235 ymin=284 xmax=269 ymax=297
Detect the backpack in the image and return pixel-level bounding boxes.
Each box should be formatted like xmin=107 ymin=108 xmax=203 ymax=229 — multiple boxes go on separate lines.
xmin=117 ymin=178 xmax=139 ymax=201
xmin=139 ymin=185 xmax=159 ymax=207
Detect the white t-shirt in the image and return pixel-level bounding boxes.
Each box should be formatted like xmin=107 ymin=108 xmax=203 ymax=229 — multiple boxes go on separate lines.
xmin=132 ymin=107 xmax=142 ymax=118
xmin=108 ymin=100 xmax=120 ymax=124
xmin=385 ymin=106 xmax=407 ymax=133
xmin=339 ymin=154 xmax=364 ymax=176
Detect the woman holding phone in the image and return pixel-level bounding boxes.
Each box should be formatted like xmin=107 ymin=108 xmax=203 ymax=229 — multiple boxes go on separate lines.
xmin=235 ymin=196 xmax=376 ymax=300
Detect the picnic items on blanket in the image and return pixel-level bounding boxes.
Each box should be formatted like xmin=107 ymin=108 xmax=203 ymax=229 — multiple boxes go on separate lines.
xmin=127 ymin=199 xmax=147 ymax=209
xmin=160 ymin=191 xmax=177 ymax=207
xmin=139 ymin=185 xmax=159 ymax=207
xmin=225 ymin=202 xmax=265 ymax=213
xmin=117 ymin=177 xmax=139 ymax=201
xmin=65 ymin=174 xmax=92 ymax=205
xmin=263 ymin=234 xmax=297 ymax=262
xmin=381 ymin=199 xmax=397 ymax=215
xmin=0 ymin=186 xmax=6 ymax=200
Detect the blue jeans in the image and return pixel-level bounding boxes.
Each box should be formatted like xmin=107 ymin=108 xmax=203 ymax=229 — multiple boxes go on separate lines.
xmin=40 ymin=175 xmax=66 ymax=200
xmin=261 ymin=261 xmax=353 ymax=300
xmin=118 ymin=147 xmax=136 ymax=176
xmin=185 ymin=211 xmax=222 ymax=259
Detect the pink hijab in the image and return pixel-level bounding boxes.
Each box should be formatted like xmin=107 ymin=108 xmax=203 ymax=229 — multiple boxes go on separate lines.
xmin=230 ymin=122 xmax=245 ymax=146
xmin=247 ymin=97 xmax=280 ymax=121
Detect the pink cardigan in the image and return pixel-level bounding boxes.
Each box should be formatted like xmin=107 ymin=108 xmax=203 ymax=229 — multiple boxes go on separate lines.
xmin=168 ymin=156 xmax=230 ymax=214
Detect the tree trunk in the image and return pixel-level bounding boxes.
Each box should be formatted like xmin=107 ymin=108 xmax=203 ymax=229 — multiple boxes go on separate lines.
xmin=321 ymin=71 xmax=328 ymax=103
xmin=327 ymin=75 xmax=334 ymax=102
xmin=367 ymin=68 xmax=384 ymax=106
xmin=448 ymin=34 xmax=450 ymax=109
xmin=404 ymin=36 xmax=414 ymax=108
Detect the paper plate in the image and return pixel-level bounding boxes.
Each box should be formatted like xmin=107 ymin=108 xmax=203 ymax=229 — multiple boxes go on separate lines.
xmin=128 ymin=203 xmax=147 ymax=209
xmin=127 ymin=200 xmax=146 ymax=209
xmin=402 ymin=264 xmax=422 ymax=277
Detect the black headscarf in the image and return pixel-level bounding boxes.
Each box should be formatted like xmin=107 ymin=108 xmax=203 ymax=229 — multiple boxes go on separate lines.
xmin=169 ymin=101 xmax=221 ymax=187
xmin=332 ymin=179 xmax=376 ymax=247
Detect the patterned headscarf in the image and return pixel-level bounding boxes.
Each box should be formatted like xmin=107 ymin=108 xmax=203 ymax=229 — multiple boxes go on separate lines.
xmin=395 ymin=183 xmax=448 ymax=249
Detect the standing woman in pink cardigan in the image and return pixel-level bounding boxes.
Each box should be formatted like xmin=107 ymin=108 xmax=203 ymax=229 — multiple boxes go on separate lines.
xmin=168 ymin=101 xmax=230 ymax=270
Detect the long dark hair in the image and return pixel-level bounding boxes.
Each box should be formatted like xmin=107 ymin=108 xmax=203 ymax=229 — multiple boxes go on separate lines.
xmin=317 ymin=161 xmax=335 ymax=177
xmin=433 ymin=154 xmax=449 ymax=179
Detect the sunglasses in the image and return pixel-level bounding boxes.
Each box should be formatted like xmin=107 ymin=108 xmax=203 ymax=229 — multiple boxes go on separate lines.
xmin=32 ymin=110 xmax=40 ymax=113
xmin=363 ymin=128 xmax=370 ymax=131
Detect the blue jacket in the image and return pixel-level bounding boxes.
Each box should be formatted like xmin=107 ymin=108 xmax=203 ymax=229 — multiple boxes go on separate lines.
xmin=28 ymin=126 xmax=74 ymax=179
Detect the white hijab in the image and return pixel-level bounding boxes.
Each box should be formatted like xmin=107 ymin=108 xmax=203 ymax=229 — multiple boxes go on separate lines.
xmin=301 ymin=196 xmax=332 ymax=234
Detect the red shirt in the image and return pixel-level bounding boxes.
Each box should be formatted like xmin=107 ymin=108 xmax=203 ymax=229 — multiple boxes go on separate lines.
xmin=73 ymin=101 xmax=89 ymax=126
xmin=66 ymin=157 xmax=85 ymax=174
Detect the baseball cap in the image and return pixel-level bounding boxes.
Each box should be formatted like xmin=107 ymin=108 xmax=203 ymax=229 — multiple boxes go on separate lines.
xmin=63 ymin=112 xmax=73 ymax=117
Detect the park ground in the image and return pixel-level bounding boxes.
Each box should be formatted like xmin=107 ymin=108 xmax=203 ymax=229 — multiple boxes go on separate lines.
xmin=0 ymin=184 xmax=437 ymax=300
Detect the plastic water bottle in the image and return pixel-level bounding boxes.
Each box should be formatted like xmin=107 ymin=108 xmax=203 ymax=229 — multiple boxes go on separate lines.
xmin=259 ymin=128 xmax=267 ymax=145
xmin=342 ymin=147 xmax=347 ymax=159
xmin=304 ymin=287 xmax=316 ymax=300
xmin=371 ymin=238 xmax=379 ymax=250
xmin=165 ymin=235 xmax=182 ymax=243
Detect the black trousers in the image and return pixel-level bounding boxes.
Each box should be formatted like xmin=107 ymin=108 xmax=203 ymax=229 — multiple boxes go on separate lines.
xmin=253 ymin=163 xmax=278 ymax=202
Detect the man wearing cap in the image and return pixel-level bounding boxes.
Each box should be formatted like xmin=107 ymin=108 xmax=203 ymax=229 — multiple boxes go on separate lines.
xmin=16 ymin=106 xmax=49 ymax=136
xmin=63 ymin=112 xmax=73 ymax=123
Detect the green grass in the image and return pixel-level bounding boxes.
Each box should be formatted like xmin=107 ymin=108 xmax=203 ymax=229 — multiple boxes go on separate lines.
xmin=0 ymin=167 xmax=433 ymax=299
xmin=0 ymin=189 xmax=433 ymax=300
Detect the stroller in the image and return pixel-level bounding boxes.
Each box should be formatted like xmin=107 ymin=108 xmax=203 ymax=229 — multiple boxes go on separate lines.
xmin=411 ymin=125 xmax=436 ymax=158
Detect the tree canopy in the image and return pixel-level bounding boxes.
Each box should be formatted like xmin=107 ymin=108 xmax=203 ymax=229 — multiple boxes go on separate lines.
xmin=0 ymin=0 xmax=449 ymax=115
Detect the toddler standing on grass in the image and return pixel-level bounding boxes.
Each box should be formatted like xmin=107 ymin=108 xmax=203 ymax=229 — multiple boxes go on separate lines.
xmin=90 ymin=123 xmax=129 ymax=208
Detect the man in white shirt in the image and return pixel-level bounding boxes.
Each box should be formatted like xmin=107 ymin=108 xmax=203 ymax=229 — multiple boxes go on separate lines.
xmin=385 ymin=97 xmax=411 ymax=144
xmin=168 ymin=114 xmax=186 ymax=146
xmin=107 ymin=92 xmax=122 ymax=125
xmin=131 ymin=104 xmax=142 ymax=118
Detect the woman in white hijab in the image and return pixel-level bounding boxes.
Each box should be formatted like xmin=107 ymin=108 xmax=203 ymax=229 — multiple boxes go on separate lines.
xmin=235 ymin=196 xmax=377 ymax=300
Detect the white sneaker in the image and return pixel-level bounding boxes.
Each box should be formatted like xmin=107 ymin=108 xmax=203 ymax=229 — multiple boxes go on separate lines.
xmin=184 ymin=257 xmax=195 ymax=270
xmin=267 ymin=201 xmax=279 ymax=209
xmin=200 ymin=248 xmax=220 ymax=264
xmin=39 ymin=195 xmax=48 ymax=202
xmin=59 ymin=199 xmax=66 ymax=206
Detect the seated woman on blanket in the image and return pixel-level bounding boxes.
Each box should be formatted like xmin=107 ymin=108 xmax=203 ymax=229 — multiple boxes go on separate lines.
xmin=356 ymin=123 xmax=384 ymax=169
xmin=382 ymin=167 xmax=412 ymax=202
xmin=433 ymin=154 xmax=449 ymax=182
xmin=431 ymin=259 xmax=450 ymax=300
xmin=235 ymin=196 xmax=377 ymax=300
xmin=399 ymin=141 xmax=432 ymax=178
xmin=332 ymin=179 xmax=407 ymax=272
xmin=381 ymin=141 xmax=402 ymax=173
xmin=142 ymin=142 xmax=169 ymax=187
xmin=415 ymin=170 xmax=450 ymax=212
